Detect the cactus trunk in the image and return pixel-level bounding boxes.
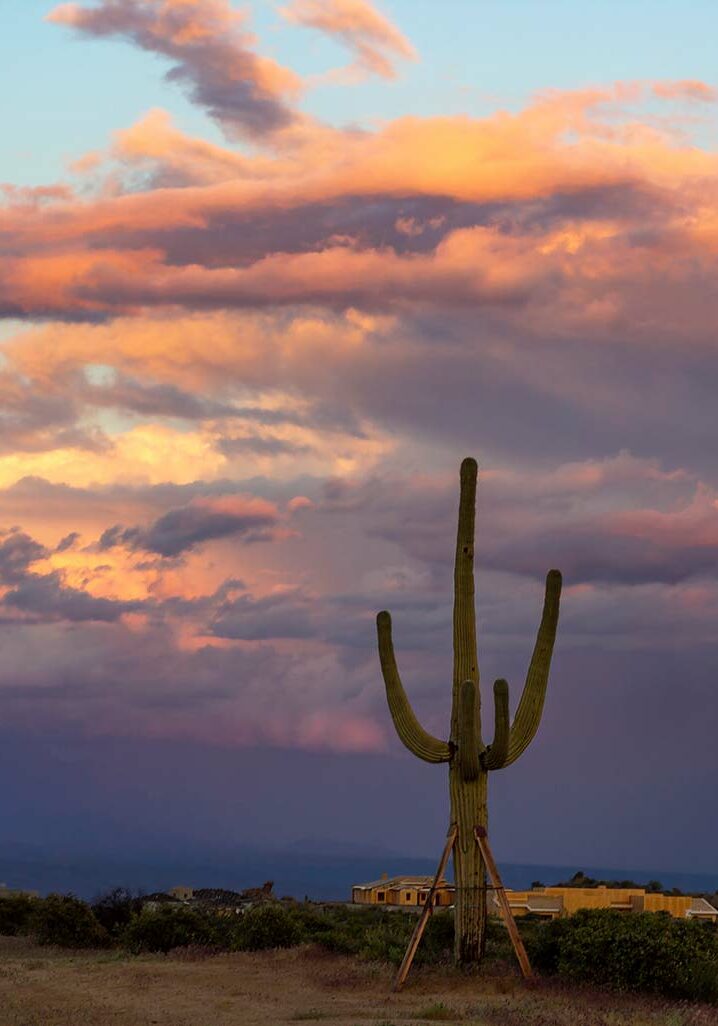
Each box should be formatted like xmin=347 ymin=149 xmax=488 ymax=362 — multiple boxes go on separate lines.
xmin=450 ymin=457 xmax=487 ymax=965
xmin=450 ymin=763 xmax=487 ymax=964
xmin=376 ymin=457 xmax=562 ymax=970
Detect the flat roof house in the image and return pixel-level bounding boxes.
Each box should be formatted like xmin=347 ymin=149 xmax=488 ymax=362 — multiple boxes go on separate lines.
xmin=351 ymin=878 xmax=718 ymax=921
xmin=492 ymin=886 xmax=718 ymax=921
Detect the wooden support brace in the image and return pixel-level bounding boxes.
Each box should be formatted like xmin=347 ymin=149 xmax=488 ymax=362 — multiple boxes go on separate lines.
xmin=474 ymin=826 xmax=533 ymax=980
xmin=392 ymin=823 xmax=458 ymax=993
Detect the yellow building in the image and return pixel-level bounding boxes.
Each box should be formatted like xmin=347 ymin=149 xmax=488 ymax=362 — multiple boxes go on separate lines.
xmin=491 ymin=886 xmax=718 ymax=921
xmin=351 ymin=877 xmax=718 ymax=921
xmin=352 ymin=873 xmax=454 ymax=908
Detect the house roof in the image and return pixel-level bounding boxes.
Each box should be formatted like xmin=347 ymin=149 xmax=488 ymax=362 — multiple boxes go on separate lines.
xmin=689 ymin=898 xmax=718 ymax=916
xmin=192 ymin=888 xmax=245 ymax=905
xmin=353 ymin=876 xmax=452 ymax=891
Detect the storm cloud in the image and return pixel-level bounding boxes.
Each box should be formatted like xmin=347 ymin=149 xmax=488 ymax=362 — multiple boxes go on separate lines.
xmin=98 ymin=495 xmax=282 ymax=556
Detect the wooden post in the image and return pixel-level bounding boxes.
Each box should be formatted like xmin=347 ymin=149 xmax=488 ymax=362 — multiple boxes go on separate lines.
xmin=392 ymin=824 xmax=458 ymax=992
xmin=474 ymin=826 xmax=533 ymax=979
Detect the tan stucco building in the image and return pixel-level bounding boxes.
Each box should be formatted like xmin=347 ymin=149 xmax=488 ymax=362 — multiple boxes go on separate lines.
xmin=492 ymin=886 xmax=718 ymax=921
xmin=351 ymin=873 xmax=454 ymax=908
xmin=351 ymin=877 xmax=718 ymax=921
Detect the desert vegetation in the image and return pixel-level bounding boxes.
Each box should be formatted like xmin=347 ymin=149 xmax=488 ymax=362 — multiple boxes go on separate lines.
xmin=2 ymin=915 xmax=718 ymax=1026
xmin=2 ymin=891 xmax=718 ymax=1011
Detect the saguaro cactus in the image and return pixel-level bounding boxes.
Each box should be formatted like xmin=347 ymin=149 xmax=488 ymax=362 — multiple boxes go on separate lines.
xmin=376 ymin=457 xmax=562 ymax=967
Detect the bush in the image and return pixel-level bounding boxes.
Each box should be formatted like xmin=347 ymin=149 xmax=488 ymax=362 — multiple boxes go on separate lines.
xmin=294 ymin=904 xmax=366 ymax=956
xmin=285 ymin=903 xmax=455 ymax=966
xmin=416 ymin=912 xmax=455 ymax=966
xmin=30 ymin=894 xmax=109 ymax=949
xmin=91 ymin=887 xmax=145 ymax=938
xmin=287 ymin=903 xmax=405 ymax=961
xmin=0 ymin=894 xmax=39 ymax=936
xmin=524 ymin=909 xmax=718 ymax=1002
xmin=352 ymin=914 xmax=412 ymax=965
xmin=232 ymin=903 xmax=303 ymax=951
xmin=523 ymin=914 xmax=574 ymax=975
xmin=121 ymin=904 xmax=221 ymax=954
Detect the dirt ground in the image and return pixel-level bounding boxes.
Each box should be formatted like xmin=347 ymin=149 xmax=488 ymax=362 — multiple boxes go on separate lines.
xmin=1 ymin=936 xmax=717 ymax=1026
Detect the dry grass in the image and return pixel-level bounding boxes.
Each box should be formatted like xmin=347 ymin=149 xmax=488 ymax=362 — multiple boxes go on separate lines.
xmin=1 ymin=936 xmax=717 ymax=1026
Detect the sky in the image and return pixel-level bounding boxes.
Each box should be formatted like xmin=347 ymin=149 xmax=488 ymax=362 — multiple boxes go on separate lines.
xmin=2 ymin=0 xmax=718 ymax=882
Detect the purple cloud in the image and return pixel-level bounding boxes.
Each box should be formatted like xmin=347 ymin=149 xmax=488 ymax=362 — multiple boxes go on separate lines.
xmin=99 ymin=494 xmax=282 ymax=557
xmin=48 ymin=0 xmax=301 ymax=139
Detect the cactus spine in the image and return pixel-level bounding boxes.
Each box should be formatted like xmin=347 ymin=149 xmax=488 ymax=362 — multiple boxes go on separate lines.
xmin=376 ymin=457 xmax=562 ymax=967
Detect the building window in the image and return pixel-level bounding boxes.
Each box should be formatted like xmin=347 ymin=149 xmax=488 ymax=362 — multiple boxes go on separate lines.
xmin=377 ymin=891 xmax=385 ymax=902
xmin=419 ymin=893 xmax=426 ymax=902
xmin=405 ymin=893 xmax=412 ymax=902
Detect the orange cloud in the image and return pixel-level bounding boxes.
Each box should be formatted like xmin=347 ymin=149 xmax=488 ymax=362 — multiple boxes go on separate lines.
xmin=0 ymin=423 xmax=226 ymax=489
xmin=7 ymin=0 xmax=718 ymax=767
xmin=6 ymin=84 xmax=718 ymax=262
xmin=110 ymin=109 xmax=257 ymax=186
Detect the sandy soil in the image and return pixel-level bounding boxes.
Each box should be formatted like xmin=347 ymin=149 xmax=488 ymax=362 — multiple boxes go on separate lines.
xmin=1 ymin=936 xmax=717 ymax=1026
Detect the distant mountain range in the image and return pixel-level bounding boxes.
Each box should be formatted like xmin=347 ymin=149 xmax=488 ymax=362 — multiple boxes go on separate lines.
xmin=2 ymin=841 xmax=718 ymax=901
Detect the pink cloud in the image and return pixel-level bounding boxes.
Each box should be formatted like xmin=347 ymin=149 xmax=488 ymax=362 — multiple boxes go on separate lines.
xmin=8 ymin=0 xmax=718 ymax=774
xmin=293 ymin=710 xmax=386 ymax=753
xmin=282 ymin=0 xmax=417 ymax=80
xmin=652 ymin=80 xmax=718 ymax=103
xmin=288 ymin=495 xmax=316 ymax=512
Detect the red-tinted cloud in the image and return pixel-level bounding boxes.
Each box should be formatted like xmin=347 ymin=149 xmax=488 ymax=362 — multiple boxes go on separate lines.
xmin=4 ymin=84 xmax=718 ymax=340
xmin=4 ymin=6 xmax=718 ymax=772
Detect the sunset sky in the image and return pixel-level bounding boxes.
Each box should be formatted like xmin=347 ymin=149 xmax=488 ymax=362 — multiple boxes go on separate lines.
xmin=3 ymin=0 xmax=718 ymax=879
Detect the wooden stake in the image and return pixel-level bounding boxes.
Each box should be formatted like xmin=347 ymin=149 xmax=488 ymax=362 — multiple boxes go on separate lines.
xmin=392 ymin=824 xmax=458 ymax=992
xmin=474 ymin=826 xmax=533 ymax=979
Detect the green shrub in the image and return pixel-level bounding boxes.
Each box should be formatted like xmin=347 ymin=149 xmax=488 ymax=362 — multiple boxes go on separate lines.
xmin=416 ymin=912 xmax=454 ymax=966
xmin=523 ymin=914 xmax=574 ymax=975
xmin=288 ymin=903 xmax=455 ymax=966
xmin=687 ymin=953 xmax=718 ymax=1005
xmin=354 ymin=915 xmax=411 ymax=965
xmin=294 ymin=905 xmax=363 ymax=955
xmin=525 ymin=909 xmax=718 ymax=1002
xmin=121 ymin=904 xmax=221 ymax=954
xmin=232 ymin=903 xmax=303 ymax=951
xmin=91 ymin=887 xmax=145 ymax=938
xmin=0 ymin=893 xmax=39 ymax=936
xmin=30 ymin=894 xmax=109 ymax=949
xmin=290 ymin=904 xmax=404 ymax=962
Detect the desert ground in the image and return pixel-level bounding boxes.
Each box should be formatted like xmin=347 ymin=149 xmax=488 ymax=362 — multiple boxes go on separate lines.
xmin=1 ymin=937 xmax=717 ymax=1026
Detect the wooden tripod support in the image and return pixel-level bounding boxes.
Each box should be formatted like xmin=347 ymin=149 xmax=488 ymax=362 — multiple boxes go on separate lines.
xmin=392 ymin=824 xmax=457 ymax=992
xmin=474 ymin=826 xmax=533 ymax=980
xmin=392 ymin=823 xmax=532 ymax=992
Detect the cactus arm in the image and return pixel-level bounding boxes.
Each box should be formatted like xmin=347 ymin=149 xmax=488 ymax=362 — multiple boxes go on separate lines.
xmin=481 ymin=679 xmax=510 ymax=770
xmin=457 ymin=679 xmax=481 ymax=780
xmin=502 ymin=569 xmax=562 ymax=768
xmin=377 ymin=611 xmax=452 ymax=763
